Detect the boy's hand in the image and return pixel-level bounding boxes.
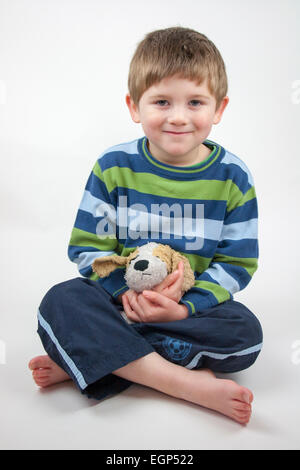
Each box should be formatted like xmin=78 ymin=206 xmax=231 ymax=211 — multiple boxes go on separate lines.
xmin=152 ymin=261 xmax=185 ymax=303
xmin=117 ymin=289 xmax=135 ymax=305
xmin=122 ymin=289 xmax=188 ymax=323
xmin=119 ymin=260 xmax=188 ymax=322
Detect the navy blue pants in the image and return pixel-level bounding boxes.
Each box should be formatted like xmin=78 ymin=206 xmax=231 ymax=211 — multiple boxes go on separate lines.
xmin=37 ymin=278 xmax=263 ymax=400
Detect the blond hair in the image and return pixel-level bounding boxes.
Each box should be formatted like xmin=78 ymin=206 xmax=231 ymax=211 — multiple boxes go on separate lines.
xmin=128 ymin=27 xmax=228 ymax=109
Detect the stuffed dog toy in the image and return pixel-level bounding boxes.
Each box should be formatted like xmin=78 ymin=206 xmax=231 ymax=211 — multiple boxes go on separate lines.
xmin=92 ymin=242 xmax=195 ymax=293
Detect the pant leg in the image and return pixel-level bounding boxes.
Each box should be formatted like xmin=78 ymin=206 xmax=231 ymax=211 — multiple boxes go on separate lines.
xmin=37 ymin=277 xmax=154 ymax=400
xmin=132 ymin=300 xmax=263 ymax=373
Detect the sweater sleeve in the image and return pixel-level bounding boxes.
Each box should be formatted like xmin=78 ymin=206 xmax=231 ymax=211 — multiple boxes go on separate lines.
xmin=180 ymin=172 xmax=258 ymax=316
xmin=68 ymin=159 xmax=128 ymax=299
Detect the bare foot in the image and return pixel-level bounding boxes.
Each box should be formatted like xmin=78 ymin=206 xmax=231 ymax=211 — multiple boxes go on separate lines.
xmin=28 ymin=355 xmax=253 ymax=424
xmin=28 ymin=355 xmax=70 ymax=388
xmin=181 ymin=369 xmax=253 ymax=425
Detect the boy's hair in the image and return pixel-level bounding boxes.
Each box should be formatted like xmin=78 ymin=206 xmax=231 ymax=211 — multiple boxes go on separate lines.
xmin=128 ymin=26 xmax=228 ymax=109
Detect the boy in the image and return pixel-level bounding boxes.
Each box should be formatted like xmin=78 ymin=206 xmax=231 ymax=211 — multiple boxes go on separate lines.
xmin=29 ymin=27 xmax=263 ymax=424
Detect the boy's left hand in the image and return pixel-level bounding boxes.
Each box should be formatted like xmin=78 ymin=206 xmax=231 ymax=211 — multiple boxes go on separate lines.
xmin=122 ymin=289 xmax=188 ymax=323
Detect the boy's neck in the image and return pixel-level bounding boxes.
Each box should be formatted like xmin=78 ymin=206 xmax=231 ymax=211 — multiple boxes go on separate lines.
xmin=147 ymin=140 xmax=212 ymax=167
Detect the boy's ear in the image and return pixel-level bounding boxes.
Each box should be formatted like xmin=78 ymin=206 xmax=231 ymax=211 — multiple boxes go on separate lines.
xmin=213 ymin=96 xmax=229 ymax=125
xmin=126 ymin=94 xmax=141 ymax=123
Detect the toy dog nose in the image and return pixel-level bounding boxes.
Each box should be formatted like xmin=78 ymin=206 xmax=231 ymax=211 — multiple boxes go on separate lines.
xmin=134 ymin=260 xmax=149 ymax=271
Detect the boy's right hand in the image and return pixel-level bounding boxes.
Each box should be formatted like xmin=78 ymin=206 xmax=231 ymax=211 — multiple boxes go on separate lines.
xmin=151 ymin=261 xmax=185 ymax=303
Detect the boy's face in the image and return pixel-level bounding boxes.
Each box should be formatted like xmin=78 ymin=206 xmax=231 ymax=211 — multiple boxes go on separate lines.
xmin=126 ymin=75 xmax=228 ymax=166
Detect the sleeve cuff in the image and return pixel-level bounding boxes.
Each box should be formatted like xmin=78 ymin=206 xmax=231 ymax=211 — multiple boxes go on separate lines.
xmin=97 ymin=268 xmax=128 ymax=299
xmin=180 ymin=299 xmax=196 ymax=316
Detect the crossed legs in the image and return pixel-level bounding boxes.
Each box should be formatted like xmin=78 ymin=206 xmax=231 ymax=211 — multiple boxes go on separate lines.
xmin=29 ymin=351 xmax=253 ymax=424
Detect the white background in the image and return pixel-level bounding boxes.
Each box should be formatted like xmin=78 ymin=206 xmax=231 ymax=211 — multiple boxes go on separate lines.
xmin=1 ymin=0 xmax=300 ymax=450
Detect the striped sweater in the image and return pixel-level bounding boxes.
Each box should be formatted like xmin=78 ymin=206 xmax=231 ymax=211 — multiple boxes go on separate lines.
xmin=68 ymin=136 xmax=258 ymax=316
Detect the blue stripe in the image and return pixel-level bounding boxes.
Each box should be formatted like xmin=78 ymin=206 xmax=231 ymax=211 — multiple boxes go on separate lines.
xmin=205 ymin=263 xmax=241 ymax=294
xmin=186 ymin=342 xmax=263 ymax=369
xmin=68 ymin=245 xmax=103 ymax=262
xmin=220 ymin=218 xmax=258 ymax=241
xmin=98 ymin=139 xmax=139 ymax=168
xmin=114 ymin=186 xmax=228 ymax=221
xmin=225 ymin=198 xmax=258 ymax=222
xmin=221 ymin=150 xmax=254 ymax=186
xmin=78 ymin=186 xmax=256 ymax=248
xmin=204 ymin=262 xmax=252 ymax=290
xmin=73 ymin=209 xmax=98 ymax=234
xmin=73 ymin=249 xmax=115 ymax=271
xmin=85 ymin=171 xmax=111 ymax=201
xmin=72 ymin=214 xmax=257 ymax=260
xmin=216 ymin=238 xmax=258 ymax=259
xmin=185 ymin=286 xmax=219 ymax=308
xmin=37 ymin=310 xmax=88 ymax=390
xmin=79 ymin=190 xmax=108 ymax=216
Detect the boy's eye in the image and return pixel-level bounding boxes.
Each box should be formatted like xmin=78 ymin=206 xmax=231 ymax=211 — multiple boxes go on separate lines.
xmin=156 ymin=100 xmax=169 ymax=106
xmin=189 ymin=100 xmax=202 ymax=107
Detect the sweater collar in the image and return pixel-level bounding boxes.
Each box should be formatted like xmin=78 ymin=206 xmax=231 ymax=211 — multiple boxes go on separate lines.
xmin=139 ymin=136 xmax=223 ymax=178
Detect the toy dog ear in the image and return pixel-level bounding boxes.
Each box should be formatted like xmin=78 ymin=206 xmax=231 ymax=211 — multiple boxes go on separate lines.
xmin=153 ymin=244 xmax=195 ymax=292
xmin=170 ymin=250 xmax=195 ymax=292
xmin=92 ymin=249 xmax=139 ymax=278
xmin=92 ymin=255 xmax=128 ymax=278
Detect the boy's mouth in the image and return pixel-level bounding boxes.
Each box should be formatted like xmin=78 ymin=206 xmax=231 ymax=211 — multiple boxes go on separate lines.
xmin=163 ymin=131 xmax=192 ymax=135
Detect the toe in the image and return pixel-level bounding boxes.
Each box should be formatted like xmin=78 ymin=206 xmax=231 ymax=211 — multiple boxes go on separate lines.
xmin=28 ymin=358 xmax=37 ymax=370
xmin=33 ymin=369 xmax=50 ymax=379
xmin=29 ymin=355 xmax=52 ymax=370
xmin=233 ymin=410 xmax=251 ymax=424
xmin=35 ymin=376 xmax=48 ymax=383
xmin=242 ymin=388 xmax=253 ymax=404
xmin=232 ymin=385 xmax=253 ymax=405
xmin=36 ymin=378 xmax=50 ymax=388
xmin=232 ymin=400 xmax=251 ymax=412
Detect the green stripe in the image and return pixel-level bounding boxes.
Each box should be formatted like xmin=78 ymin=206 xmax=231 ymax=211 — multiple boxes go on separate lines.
xmin=102 ymin=165 xmax=238 ymax=201
xmin=92 ymin=161 xmax=104 ymax=182
xmin=69 ymin=227 xmax=118 ymax=251
xmin=113 ymin=284 xmax=128 ymax=297
xmin=227 ymin=185 xmax=256 ymax=212
xmin=194 ymin=280 xmax=231 ymax=304
xmin=213 ymin=253 xmax=258 ymax=277
xmin=100 ymin=163 xmax=255 ymax=211
xmin=182 ymin=252 xmax=211 ymax=274
xmin=237 ymin=186 xmax=257 ymax=207
xmin=184 ymin=300 xmax=195 ymax=314
xmin=89 ymin=271 xmax=100 ymax=281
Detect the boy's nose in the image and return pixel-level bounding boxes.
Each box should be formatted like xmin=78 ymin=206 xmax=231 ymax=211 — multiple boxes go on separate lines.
xmin=167 ymin=110 xmax=188 ymax=126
